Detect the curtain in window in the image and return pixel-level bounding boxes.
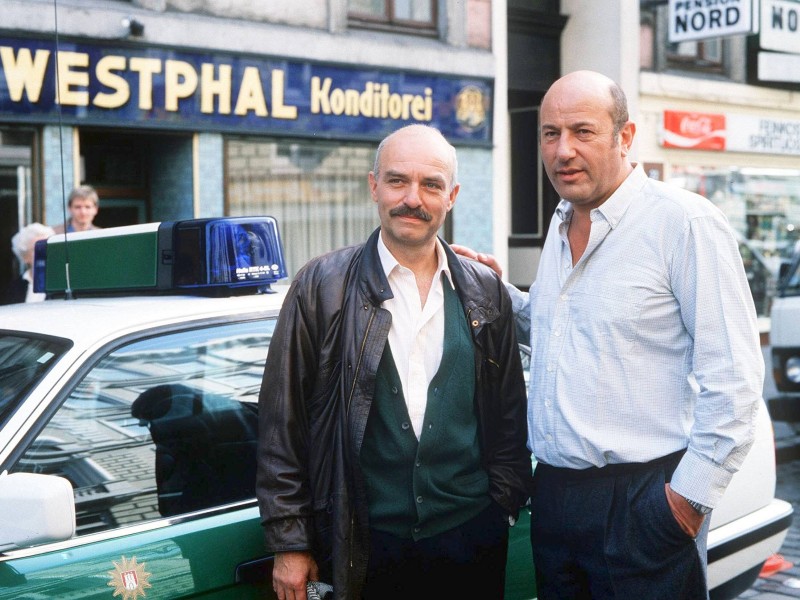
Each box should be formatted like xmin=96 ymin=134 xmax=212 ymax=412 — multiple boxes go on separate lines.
xmin=226 ymin=138 xmax=378 ymax=277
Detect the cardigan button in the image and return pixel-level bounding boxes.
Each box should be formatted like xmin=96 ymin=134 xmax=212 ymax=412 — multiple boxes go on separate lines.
xmin=416 ymin=496 xmax=423 ymax=504
xmin=401 ymin=422 xmax=410 ymax=430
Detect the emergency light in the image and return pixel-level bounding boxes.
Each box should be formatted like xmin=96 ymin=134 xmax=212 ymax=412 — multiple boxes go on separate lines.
xmin=34 ymin=216 xmax=287 ymax=297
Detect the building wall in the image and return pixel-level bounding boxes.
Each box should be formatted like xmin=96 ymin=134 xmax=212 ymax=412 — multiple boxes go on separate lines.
xmin=7 ymin=0 xmax=500 ymax=256
xmin=43 ymin=126 xmax=77 ymax=227
xmin=455 ymin=146 xmax=495 ymax=253
xmin=560 ymin=0 xmax=640 ymax=134
xmin=542 ymin=0 xmax=800 ymax=323
xmin=637 ymin=72 xmax=800 ymax=175
xmin=3 ymin=0 xmax=495 ymax=77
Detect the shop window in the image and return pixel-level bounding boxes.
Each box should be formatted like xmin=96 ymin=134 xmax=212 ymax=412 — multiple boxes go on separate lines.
xmin=666 ymin=38 xmax=723 ymax=73
xmin=640 ymin=3 xmax=729 ymax=77
xmin=348 ymin=0 xmax=437 ymax=36
xmin=667 ymin=165 xmax=800 ymax=317
xmin=225 ymin=137 xmax=378 ymax=277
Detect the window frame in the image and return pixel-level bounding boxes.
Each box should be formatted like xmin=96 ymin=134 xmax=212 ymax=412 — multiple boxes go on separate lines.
xmin=348 ymin=0 xmax=438 ymax=37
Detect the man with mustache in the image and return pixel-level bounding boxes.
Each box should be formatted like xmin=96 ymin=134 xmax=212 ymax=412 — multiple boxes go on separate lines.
xmin=454 ymin=70 xmax=763 ymax=599
xmin=257 ymin=124 xmax=532 ymax=600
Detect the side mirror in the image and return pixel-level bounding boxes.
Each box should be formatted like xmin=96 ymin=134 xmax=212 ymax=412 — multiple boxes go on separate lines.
xmin=0 ymin=472 xmax=76 ymax=552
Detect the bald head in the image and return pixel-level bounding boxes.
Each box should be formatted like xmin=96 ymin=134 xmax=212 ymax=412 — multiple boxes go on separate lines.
xmin=537 ymin=70 xmax=635 ymax=209
xmin=373 ymin=124 xmax=459 ymax=192
xmin=542 ymin=71 xmax=629 ymax=139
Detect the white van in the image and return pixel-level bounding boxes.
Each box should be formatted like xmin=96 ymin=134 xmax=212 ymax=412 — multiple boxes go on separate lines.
xmin=770 ymin=252 xmax=800 ymax=411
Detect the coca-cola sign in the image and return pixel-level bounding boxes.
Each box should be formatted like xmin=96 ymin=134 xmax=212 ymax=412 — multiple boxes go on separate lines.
xmin=662 ymin=110 xmax=726 ymax=150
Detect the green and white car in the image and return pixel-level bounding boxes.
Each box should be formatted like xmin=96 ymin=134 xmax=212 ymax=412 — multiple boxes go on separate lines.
xmin=0 ymin=217 xmax=792 ymax=599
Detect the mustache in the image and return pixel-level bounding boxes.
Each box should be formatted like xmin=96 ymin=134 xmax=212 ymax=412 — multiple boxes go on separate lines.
xmin=389 ymin=205 xmax=432 ymax=222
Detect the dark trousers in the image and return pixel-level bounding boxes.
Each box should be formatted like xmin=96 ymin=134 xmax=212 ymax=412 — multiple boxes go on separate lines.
xmin=363 ymin=501 xmax=510 ymax=600
xmin=530 ymin=450 xmax=710 ymax=600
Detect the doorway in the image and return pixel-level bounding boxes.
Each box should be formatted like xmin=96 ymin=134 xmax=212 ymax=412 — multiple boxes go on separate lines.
xmin=78 ymin=129 xmax=194 ymax=229
xmin=0 ymin=128 xmax=36 ymax=299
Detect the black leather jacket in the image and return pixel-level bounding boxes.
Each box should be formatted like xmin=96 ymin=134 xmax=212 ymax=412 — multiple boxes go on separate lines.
xmin=256 ymin=228 xmax=531 ymax=599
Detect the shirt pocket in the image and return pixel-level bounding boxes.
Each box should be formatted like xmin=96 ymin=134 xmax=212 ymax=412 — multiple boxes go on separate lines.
xmin=570 ymin=286 xmax=642 ymax=356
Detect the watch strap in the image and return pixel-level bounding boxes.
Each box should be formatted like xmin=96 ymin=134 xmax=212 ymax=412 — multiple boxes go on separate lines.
xmin=686 ymin=498 xmax=712 ymax=515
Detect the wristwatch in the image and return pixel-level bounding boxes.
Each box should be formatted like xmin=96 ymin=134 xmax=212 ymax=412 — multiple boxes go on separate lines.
xmin=686 ymin=498 xmax=712 ymax=515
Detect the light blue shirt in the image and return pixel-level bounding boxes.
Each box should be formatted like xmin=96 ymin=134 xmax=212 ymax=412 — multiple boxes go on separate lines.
xmin=508 ymin=164 xmax=764 ymax=507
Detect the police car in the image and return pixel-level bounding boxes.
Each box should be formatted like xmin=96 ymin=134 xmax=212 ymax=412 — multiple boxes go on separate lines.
xmin=0 ymin=217 xmax=793 ymax=599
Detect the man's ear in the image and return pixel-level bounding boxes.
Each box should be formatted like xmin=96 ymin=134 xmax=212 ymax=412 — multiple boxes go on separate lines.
xmin=447 ymin=184 xmax=460 ymax=211
xmin=368 ymin=172 xmax=379 ymax=202
xmin=620 ymin=121 xmax=636 ymax=156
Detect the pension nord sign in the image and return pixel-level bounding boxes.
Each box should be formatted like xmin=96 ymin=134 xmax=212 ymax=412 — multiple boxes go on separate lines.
xmin=668 ymin=0 xmax=758 ymax=43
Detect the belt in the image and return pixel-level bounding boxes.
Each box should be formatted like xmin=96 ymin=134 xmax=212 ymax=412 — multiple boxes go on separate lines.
xmin=535 ymin=448 xmax=686 ymax=481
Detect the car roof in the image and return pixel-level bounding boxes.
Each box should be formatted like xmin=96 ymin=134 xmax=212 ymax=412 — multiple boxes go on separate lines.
xmin=0 ymin=287 xmax=288 ymax=343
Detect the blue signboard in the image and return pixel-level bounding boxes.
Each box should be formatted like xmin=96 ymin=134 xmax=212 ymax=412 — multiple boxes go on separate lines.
xmin=0 ymin=37 xmax=492 ymax=144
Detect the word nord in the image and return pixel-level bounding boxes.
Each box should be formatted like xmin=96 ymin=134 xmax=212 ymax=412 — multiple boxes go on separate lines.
xmin=674 ymin=6 xmax=741 ymax=33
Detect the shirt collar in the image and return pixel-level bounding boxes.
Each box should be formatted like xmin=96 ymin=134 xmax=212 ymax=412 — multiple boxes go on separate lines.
xmin=377 ymin=231 xmax=454 ymax=289
xmin=554 ymin=163 xmax=647 ymax=229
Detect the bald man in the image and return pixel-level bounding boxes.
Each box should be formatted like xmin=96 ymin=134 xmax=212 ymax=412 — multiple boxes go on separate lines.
xmin=457 ymin=70 xmax=762 ymax=599
xmin=256 ymin=124 xmax=531 ymax=600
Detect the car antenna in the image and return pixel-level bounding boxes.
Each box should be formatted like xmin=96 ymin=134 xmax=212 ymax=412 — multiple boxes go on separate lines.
xmin=51 ymin=0 xmax=74 ymax=300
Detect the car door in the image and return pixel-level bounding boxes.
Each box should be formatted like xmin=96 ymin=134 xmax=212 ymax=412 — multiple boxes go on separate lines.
xmin=0 ymin=318 xmax=277 ymax=599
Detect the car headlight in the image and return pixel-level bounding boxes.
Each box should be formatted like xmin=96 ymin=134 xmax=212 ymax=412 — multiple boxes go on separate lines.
xmin=785 ymin=356 xmax=800 ymax=384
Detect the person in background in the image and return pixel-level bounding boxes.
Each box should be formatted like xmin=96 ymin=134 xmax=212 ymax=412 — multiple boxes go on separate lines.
xmin=256 ymin=124 xmax=531 ymax=600
xmin=3 ymin=222 xmax=55 ymax=304
xmin=52 ymin=185 xmax=101 ymax=234
xmin=454 ymin=70 xmax=763 ymax=599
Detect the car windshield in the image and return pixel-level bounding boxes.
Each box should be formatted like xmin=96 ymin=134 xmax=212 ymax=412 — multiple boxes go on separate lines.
xmin=0 ymin=333 xmax=70 ymax=428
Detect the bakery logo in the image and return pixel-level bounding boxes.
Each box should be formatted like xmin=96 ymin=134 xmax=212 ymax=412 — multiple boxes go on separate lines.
xmin=455 ymin=85 xmax=487 ymax=131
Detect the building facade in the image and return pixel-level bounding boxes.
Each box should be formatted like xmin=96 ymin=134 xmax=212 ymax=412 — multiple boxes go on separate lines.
xmin=0 ymin=0 xmax=529 ymax=289
xmin=511 ymin=0 xmax=800 ymax=324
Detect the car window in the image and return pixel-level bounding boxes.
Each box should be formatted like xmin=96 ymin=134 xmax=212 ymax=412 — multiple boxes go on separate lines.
xmin=0 ymin=333 xmax=70 ymax=429
xmin=10 ymin=318 xmax=275 ymax=539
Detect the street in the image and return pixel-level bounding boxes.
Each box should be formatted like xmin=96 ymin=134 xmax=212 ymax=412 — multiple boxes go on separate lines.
xmin=739 ymin=457 xmax=800 ymax=598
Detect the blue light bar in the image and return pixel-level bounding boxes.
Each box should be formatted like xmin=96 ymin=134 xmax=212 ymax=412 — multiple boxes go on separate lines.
xmin=35 ymin=216 xmax=287 ymax=297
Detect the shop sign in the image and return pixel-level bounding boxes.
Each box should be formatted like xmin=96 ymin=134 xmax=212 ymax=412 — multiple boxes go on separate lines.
xmin=662 ymin=110 xmax=800 ymax=155
xmin=0 ymin=36 xmax=492 ymax=144
xmin=668 ymin=0 xmax=757 ymax=43
xmin=760 ymin=0 xmax=800 ymax=54
xmin=662 ymin=110 xmax=726 ymax=150
xmin=758 ymin=50 xmax=800 ymax=83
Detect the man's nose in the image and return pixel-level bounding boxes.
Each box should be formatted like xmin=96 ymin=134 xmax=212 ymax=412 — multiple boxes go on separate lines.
xmin=404 ymin=182 xmax=423 ymax=206
xmin=556 ymin=134 xmax=576 ymax=159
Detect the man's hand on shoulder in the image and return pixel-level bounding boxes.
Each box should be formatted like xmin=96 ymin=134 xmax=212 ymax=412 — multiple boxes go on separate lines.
xmin=450 ymin=244 xmax=503 ymax=278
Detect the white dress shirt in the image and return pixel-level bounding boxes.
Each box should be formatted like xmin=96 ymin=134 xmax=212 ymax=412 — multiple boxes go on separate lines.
xmin=377 ymin=233 xmax=453 ymax=439
xmin=507 ymin=163 xmax=764 ymax=508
